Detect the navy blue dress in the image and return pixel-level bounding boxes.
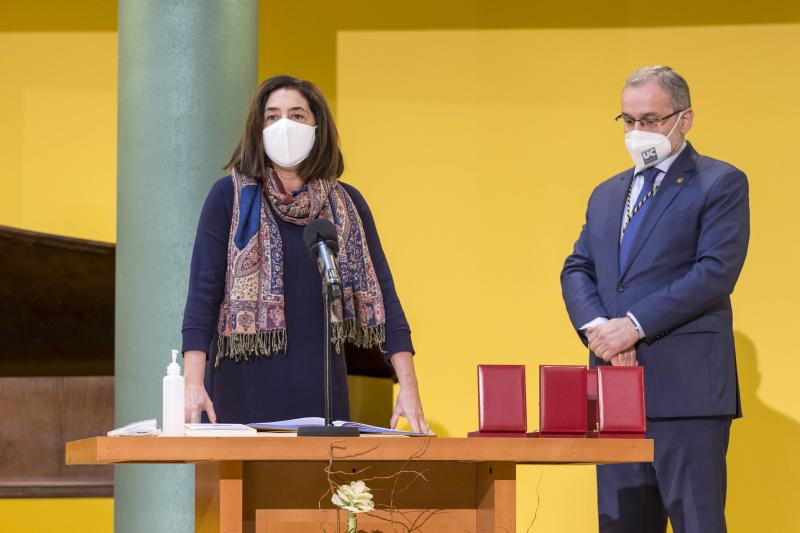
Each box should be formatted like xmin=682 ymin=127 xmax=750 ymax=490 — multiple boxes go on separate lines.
xmin=181 ymin=176 xmax=414 ymax=424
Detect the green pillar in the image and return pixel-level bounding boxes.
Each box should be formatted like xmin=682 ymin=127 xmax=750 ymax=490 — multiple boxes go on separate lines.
xmin=116 ymin=1 xmax=257 ymax=531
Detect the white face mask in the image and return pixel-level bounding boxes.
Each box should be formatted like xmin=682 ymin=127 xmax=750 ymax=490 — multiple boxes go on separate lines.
xmin=624 ymin=111 xmax=683 ymax=170
xmin=262 ymin=117 xmax=317 ymax=168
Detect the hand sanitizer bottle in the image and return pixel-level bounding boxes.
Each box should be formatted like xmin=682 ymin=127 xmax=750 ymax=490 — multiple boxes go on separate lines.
xmin=162 ymin=349 xmax=185 ymax=436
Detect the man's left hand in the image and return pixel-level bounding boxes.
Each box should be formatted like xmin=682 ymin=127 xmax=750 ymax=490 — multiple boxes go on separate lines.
xmin=587 ymin=317 xmax=640 ymax=361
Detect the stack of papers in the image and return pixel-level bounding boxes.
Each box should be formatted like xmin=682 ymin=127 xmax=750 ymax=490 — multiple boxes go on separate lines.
xmin=184 ymin=423 xmax=257 ymax=437
xmin=107 ymin=419 xmax=159 ymax=437
xmin=106 ymin=419 xmax=432 ymax=437
xmin=250 ymin=417 xmax=432 ymax=436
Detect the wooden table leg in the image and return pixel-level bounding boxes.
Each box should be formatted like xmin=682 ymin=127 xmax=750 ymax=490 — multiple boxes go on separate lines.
xmin=196 ymin=461 xmax=243 ymax=533
xmin=476 ymin=462 xmax=516 ymax=533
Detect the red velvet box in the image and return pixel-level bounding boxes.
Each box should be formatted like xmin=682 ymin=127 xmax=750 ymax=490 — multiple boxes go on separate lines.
xmin=587 ymin=368 xmax=598 ymax=433
xmin=597 ymin=366 xmax=646 ymax=436
xmin=473 ymin=364 xmax=527 ymax=434
xmin=539 ymin=365 xmax=587 ymax=435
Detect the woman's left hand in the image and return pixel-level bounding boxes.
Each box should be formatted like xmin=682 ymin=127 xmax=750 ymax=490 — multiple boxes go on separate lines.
xmin=391 ymin=384 xmax=429 ymax=434
xmin=388 ymin=351 xmax=430 ymax=434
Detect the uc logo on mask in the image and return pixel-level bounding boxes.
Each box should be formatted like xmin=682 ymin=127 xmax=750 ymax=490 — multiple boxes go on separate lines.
xmin=642 ymin=148 xmax=658 ymax=165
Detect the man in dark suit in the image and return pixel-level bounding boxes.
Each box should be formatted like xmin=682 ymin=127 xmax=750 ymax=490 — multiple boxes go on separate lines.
xmin=561 ymin=66 xmax=749 ymax=533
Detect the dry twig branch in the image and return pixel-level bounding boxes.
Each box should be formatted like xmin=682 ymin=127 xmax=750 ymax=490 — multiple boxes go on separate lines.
xmin=320 ymin=437 xmax=444 ymax=532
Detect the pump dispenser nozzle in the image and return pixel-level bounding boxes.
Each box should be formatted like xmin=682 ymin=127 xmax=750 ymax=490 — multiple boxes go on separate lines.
xmin=167 ymin=349 xmax=181 ymax=375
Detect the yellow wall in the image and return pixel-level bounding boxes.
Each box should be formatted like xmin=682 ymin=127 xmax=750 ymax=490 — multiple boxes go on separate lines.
xmin=0 ymin=499 xmax=112 ymax=533
xmin=261 ymin=2 xmax=800 ymax=531
xmin=0 ymin=30 xmax=117 ymax=242
xmin=329 ymin=24 xmax=800 ymax=531
xmin=2 ymin=1 xmax=799 ymax=531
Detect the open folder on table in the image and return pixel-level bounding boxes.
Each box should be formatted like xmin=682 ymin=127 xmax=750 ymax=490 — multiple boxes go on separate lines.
xmin=249 ymin=417 xmax=433 ymax=436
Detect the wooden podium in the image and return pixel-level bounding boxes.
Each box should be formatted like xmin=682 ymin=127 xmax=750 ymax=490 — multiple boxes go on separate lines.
xmin=67 ymin=435 xmax=652 ymax=532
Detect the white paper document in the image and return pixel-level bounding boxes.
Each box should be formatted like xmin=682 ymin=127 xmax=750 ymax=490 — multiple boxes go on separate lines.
xmin=184 ymin=423 xmax=257 ymax=436
xmin=249 ymin=417 xmax=432 ymax=436
xmin=107 ymin=419 xmax=160 ymax=436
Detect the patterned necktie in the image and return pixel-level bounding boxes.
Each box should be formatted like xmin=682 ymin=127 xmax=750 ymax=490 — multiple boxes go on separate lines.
xmin=619 ymin=166 xmax=660 ymax=271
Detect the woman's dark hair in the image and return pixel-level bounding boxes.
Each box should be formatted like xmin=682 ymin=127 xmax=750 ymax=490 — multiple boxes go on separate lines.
xmin=225 ymin=75 xmax=344 ymax=182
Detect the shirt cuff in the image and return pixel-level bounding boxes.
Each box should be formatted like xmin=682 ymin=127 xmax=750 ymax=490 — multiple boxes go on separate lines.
xmin=626 ymin=311 xmax=645 ymax=339
xmin=182 ymin=327 xmax=213 ymax=356
xmin=383 ymin=327 xmax=415 ymax=361
xmin=580 ymin=316 xmax=609 ymax=330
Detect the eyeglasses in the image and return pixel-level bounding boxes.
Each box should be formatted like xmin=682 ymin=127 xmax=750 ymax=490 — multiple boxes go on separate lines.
xmin=614 ymin=109 xmax=687 ymax=130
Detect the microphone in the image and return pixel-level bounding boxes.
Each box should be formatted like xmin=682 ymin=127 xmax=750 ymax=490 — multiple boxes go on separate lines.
xmin=298 ymin=218 xmax=358 ymax=437
xmin=303 ymin=219 xmax=342 ymax=299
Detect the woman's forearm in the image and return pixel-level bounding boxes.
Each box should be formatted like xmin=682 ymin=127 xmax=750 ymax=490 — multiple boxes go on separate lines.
xmin=184 ymin=350 xmax=207 ymax=384
xmin=389 ymin=351 xmax=418 ymax=389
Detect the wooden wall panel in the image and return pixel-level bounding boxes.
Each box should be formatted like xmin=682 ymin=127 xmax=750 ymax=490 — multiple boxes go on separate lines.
xmin=0 ymin=376 xmax=113 ymax=497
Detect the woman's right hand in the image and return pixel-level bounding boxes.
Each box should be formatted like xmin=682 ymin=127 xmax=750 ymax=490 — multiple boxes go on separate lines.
xmin=185 ymin=381 xmax=217 ymax=423
xmin=183 ymin=350 xmax=217 ymax=423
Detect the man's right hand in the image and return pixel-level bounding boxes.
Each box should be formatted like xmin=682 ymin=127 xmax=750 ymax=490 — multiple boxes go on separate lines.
xmin=587 ymin=318 xmax=640 ymax=360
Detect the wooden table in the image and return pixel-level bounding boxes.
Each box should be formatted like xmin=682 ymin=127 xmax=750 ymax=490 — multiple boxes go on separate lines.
xmin=67 ymin=435 xmax=652 ymax=532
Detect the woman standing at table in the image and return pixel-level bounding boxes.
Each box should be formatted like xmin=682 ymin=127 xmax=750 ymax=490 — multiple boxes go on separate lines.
xmin=180 ymin=75 xmax=428 ymax=433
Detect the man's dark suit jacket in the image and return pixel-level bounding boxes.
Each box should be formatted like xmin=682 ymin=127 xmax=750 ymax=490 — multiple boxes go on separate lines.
xmin=561 ymin=143 xmax=749 ymax=418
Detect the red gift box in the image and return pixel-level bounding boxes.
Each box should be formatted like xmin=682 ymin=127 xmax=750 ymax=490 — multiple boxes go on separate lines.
xmin=539 ymin=365 xmax=587 ymax=435
xmin=597 ymin=366 xmax=646 ymax=436
xmin=470 ymin=364 xmax=527 ymax=435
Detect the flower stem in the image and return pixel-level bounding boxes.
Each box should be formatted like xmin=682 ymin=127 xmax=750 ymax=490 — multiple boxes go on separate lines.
xmin=347 ymin=512 xmax=357 ymax=533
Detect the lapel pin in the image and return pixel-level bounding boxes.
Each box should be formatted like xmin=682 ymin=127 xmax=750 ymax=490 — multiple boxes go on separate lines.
xmin=676 ymin=177 xmax=685 ymax=184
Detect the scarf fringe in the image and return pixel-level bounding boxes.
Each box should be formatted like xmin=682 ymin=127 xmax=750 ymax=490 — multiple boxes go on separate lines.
xmin=215 ymin=329 xmax=288 ymax=367
xmin=331 ymin=320 xmax=386 ymax=354
xmin=216 ymin=322 xmax=385 ymax=366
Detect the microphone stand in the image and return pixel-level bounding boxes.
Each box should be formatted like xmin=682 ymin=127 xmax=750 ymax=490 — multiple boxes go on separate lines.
xmin=297 ymin=280 xmax=359 ymax=437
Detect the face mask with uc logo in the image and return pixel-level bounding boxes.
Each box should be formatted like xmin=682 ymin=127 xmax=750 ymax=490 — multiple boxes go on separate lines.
xmin=624 ymin=111 xmax=683 ymax=171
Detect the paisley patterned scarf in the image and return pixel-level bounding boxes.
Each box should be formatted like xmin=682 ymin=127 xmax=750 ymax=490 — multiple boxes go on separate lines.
xmin=216 ymin=169 xmax=386 ymax=365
